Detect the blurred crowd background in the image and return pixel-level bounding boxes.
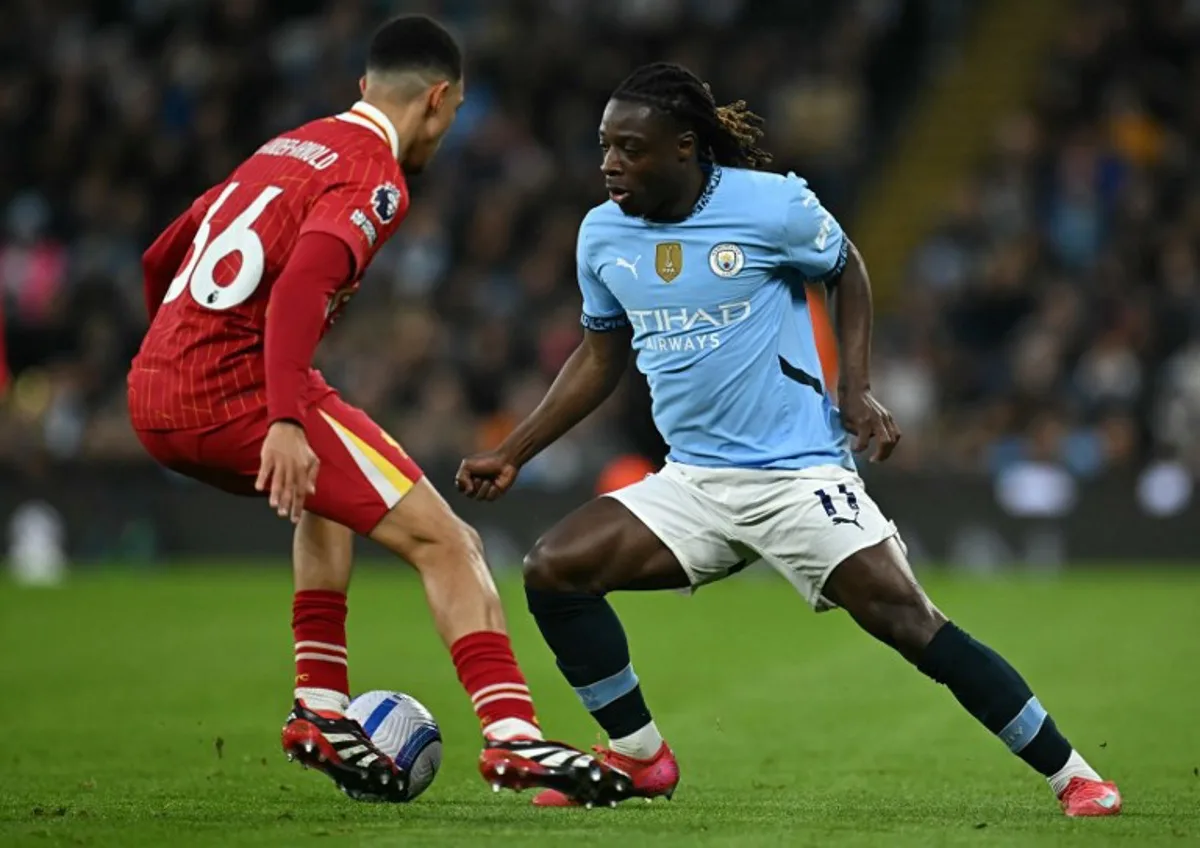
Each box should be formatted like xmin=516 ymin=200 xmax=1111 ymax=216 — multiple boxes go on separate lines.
xmin=2 ymin=0 xmax=1198 ymax=493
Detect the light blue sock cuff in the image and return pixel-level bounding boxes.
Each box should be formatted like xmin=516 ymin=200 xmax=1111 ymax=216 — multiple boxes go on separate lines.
xmin=998 ymin=696 xmax=1047 ymax=753
xmin=573 ymin=663 xmax=640 ymax=712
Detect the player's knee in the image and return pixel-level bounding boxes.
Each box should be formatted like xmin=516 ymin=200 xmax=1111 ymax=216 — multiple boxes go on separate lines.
xmin=523 ymin=536 xmax=589 ymax=594
xmin=522 ymin=538 xmax=560 ymax=592
xmin=859 ymin=596 xmax=945 ymax=659
xmin=892 ymin=602 xmax=945 ymax=653
xmin=456 ymin=521 xmax=486 ymax=562
xmin=440 ymin=519 xmax=487 ymax=575
xmin=405 ymin=514 xmax=486 ymax=574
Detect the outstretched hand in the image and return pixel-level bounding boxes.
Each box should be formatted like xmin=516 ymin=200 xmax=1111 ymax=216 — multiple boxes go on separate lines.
xmin=456 ymin=450 xmax=520 ymax=501
xmin=840 ymin=388 xmax=901 ymax=463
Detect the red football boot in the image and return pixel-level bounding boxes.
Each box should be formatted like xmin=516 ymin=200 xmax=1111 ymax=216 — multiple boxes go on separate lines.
xmin=532 ymin=742 xmax=679 ymax=807
xmin=1059 ymin=777 xmax=1122 ymax=817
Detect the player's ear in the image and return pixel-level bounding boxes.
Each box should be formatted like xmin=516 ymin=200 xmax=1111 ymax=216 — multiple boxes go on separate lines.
xmin=359 ymin=75 xmax=367 ymax=96
xmin=426 ymin=80 xmax=450 ymax=117
xmin=677 ymin=131 xmax=697 ymax=163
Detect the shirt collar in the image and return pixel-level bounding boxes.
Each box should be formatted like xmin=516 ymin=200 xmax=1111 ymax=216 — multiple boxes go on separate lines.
xmin=335 ymin=100 xmax=401 ymax=160
xmin=692 ymin=163 xmax=722 ymax=218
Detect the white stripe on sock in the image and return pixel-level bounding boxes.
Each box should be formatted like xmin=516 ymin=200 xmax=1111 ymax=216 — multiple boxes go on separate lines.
xmin=471 ymin=682 xmax=530 ymax=704
xmin=295 ymin=652 xmax=348 ymax=665
xmin=295 ymin=640 xmax=347 ymax=654
xmin=474 ymin=691 xmax=534 ymax=711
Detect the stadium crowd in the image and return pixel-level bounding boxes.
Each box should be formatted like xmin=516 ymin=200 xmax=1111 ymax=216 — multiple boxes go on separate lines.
xmin=3 ymin=0 xmax=1194 ymax=489
xmin=885 ymin=0 xmax=1200 ymax=478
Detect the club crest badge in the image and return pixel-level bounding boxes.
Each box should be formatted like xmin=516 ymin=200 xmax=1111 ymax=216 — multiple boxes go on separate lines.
xmin=708 ymin=243 xmax=745 ymax=278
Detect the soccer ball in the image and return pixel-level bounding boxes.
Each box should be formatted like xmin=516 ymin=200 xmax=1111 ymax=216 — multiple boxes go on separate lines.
xmin=345 ymin=690 xmax=442 ymax=801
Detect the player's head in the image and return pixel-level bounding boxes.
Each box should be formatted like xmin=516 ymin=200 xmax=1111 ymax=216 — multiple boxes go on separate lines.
xmin=600 ymin=62 xmax=772 ymax=219
xmin=362 ymin=15 xmax=464 ymax=173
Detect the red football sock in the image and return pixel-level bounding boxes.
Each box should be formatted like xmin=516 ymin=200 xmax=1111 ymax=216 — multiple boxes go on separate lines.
xmin=292 ymin=590 xmax=349 ymax=713
xmin=451 ymin=631 xmax=539 ymax=735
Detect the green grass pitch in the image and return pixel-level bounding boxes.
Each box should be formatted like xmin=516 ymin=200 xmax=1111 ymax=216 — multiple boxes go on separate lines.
xmin=1 ymin=565 xmax=1198 ymax=846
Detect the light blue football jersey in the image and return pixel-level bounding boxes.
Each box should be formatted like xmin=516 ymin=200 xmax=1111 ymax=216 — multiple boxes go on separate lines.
xmin=577 ymin=165 xmax=853 ymax=470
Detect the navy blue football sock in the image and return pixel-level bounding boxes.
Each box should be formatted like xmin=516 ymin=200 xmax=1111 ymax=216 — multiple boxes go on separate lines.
xmin=918 ymin=622 xmax=1072 ymax=776
xmin=525 ymin=586 xmax=653 ymax=739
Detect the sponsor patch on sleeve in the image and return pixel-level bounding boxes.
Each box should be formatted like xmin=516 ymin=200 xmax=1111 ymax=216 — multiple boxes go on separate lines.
xmin=350 ymin=208 xmax=377 ymax=247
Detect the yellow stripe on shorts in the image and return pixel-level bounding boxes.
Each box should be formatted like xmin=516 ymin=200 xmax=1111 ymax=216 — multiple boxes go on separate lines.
xmin=318 ymin=410 xmax=414 ymax=507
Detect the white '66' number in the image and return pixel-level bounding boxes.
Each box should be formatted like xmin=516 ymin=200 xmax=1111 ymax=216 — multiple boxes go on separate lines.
xmin=163 ymin=182 xmax=284 ymax=310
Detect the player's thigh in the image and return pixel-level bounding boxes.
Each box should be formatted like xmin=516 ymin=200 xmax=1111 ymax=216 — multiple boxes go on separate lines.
xmin=300 ymin=394 xmax=427 ymax=537
xmin=733 ymin=465 xmax=905 ymax=611
xmin=822 ymin=537 xmax=946 ymax=660
xmin=531 ymin=464 xmax=745 ymax=594
xmin=293 ymin=512 xmax=355 ymax=592
xmin=134 ymin=428 xmax=203 ymax=474
xmin=138 ymin=424 xmax=260 ymax=495
xmin=523 ymin=497 xmax=690 ymax=593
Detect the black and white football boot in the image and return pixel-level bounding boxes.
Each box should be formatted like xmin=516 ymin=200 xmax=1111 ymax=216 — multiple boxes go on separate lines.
xmin=281 ymin=699 xmax=408 ymax=802
xmin=479 ymin=737 xmax=634 ymax=808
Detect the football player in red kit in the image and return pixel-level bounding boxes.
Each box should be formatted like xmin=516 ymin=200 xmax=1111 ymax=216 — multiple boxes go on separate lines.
xmin=127 ymin=15 xmax=630 ymax=806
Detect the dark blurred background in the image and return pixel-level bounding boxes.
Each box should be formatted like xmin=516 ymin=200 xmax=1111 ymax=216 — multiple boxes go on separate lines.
xmin=2 ymin=0 xmax=1199 ymax=568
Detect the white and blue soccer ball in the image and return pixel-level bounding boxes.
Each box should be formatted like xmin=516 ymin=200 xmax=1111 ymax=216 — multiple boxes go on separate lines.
xmin=345 ymin=690 xmax=442 ymax=801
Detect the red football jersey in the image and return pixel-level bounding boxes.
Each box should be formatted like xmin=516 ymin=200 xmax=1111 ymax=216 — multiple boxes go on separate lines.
xmin=129 ymin=101 xmax=409 ymax=431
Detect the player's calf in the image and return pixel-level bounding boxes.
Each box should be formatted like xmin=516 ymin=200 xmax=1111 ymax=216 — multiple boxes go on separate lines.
xmin=292 ymin=589 xmax=352 ymax=714
xmin=914 ymin=620 xmax=1116 ymax=809
xmin=291 ymin=515 xmax=356 ymax=713
xmin=524 ymin=582 xmax=662 ymax=757
xmin=370 ymin=481 xmax=632 ymax=803
xmin=373 ymin=493 xmax=539 ymax=738
xmin=372 ymin=482 xmax=508 ymax=645
xmin=826 ymin=541 xmax=1118 ymax=812
xmin=522 ymin=500 xmax=689 ymax=785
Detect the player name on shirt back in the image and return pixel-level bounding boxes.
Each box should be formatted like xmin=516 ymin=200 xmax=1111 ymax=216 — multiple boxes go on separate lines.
xmin=255 ymin=137 xmax=339 ymax=171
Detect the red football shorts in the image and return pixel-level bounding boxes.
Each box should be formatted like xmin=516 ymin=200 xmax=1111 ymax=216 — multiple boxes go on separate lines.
xmin=135 ymin=393 xmax=424 ymax=535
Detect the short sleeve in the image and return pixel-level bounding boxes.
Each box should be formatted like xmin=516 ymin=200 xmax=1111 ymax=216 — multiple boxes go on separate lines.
xmin=780 ymin=173 xmax=849 ymax=285
xmin=300 ymin=163 xmax=407 ymax=274
xmin=576 ymin=223 xmax=629 ymax=332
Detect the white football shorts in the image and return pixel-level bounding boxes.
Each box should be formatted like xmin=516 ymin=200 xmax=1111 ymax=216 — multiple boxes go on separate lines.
xmin=605 ymin=461 xmax=903 ymax=611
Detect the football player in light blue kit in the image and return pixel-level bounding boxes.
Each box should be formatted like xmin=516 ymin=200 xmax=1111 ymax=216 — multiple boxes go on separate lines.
xmin=458 ymin=63 xmax=1120 ymax=816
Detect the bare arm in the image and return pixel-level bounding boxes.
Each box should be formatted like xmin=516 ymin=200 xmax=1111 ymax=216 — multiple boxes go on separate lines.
xmin=835 ymin=241 xmax=872 ymax=395
xmin=506 ymin=327 xmax=631 ymax=464
xmin=457 ymin=326 xmax=632 ymax=499
xmin=832 ymin=240 xmax=901 ymax=461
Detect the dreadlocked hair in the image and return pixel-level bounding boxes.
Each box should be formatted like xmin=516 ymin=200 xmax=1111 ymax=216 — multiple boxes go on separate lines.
xmin=612 ymin=62 xmax=772 ymax=169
